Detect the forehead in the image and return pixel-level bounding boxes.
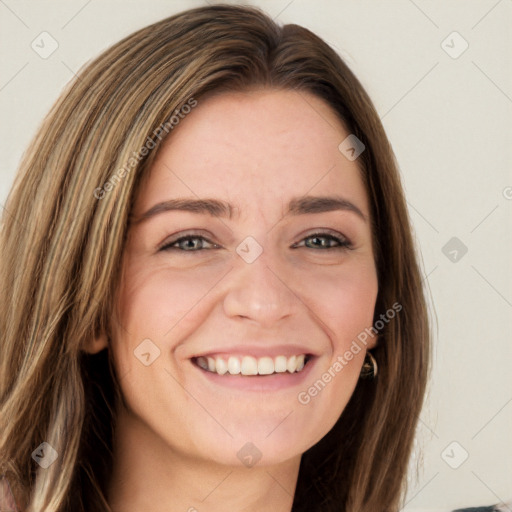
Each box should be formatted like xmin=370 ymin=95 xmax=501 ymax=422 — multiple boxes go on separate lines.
xmin=134 ymin=88 xmax=369 ymax=220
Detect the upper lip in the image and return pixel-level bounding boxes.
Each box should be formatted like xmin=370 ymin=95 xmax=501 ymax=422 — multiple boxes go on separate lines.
xmin=190 ymin=344 xmax=319 ymax=359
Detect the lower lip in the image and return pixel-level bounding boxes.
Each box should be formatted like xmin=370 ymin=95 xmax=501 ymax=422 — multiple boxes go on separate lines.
xmin=192 ymin=357 xmax=317 ymax=392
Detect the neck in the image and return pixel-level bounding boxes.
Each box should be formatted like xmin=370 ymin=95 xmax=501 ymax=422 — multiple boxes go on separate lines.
xmin=107 ymin=405 xmax=300 ymax=512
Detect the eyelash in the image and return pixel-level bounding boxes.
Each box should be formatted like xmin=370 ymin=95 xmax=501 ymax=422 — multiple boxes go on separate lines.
xmin=292 ymin=232 xmax=352 ymax=250
xmin=158 ymin=231 xmax=352 ymax=252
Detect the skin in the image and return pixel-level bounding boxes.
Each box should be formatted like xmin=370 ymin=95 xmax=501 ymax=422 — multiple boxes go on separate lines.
xmin=87 ymin=89 xmax=379 ymax=512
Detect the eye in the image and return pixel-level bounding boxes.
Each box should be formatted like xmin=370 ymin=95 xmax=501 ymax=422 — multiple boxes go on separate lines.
xmin=292 ymin=231 xmax=352 ymax=250
xmin=158 ymin=230 xmax=351 ymax=252
xmin=159 ymin=234 xmax=219 ymax=252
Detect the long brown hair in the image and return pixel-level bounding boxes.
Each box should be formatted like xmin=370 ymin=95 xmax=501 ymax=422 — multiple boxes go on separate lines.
xmin=0 ymin=5 xmax=430 ymax=511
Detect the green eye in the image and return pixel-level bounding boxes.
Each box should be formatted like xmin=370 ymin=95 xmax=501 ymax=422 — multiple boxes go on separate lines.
xmin=160 ymin=235 xmax=218 ymax=252
xmin=159 ymin=231 xmax=352 ymax=253
xmin=295 ymin=233 xmax=351 ymax=250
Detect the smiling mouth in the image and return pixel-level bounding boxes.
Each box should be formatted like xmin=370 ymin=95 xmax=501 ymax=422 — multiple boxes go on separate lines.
xmin=192 ymin=354 xmax=312 ymax=376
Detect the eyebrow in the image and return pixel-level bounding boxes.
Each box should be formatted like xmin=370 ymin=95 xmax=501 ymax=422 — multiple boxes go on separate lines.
xmin=131 ymin=195 xmax=367 ymax=224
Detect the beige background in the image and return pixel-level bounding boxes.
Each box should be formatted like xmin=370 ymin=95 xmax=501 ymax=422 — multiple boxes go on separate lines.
xmin=1 ymin=1 xmax=511 ymax=510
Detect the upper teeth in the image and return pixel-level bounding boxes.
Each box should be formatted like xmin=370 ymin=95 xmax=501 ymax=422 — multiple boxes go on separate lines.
xmin=196 ymin=354 xmax=307 ymax=375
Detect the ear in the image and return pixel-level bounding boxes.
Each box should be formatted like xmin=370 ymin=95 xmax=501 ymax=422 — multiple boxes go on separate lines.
xmin=365 ymin=334 xmax=379 ymax=351
xmin=82 ymin=332 xmax=109 ymax=354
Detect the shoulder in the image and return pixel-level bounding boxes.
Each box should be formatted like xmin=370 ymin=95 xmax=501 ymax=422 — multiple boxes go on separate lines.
xmin=452 ymin=508 xmax=495 ymax=511
xmin=0 ymin=475 xmax=19 ymax=511
xmin=452 ymin=502 xmax=512 ymax=512
xmin=0 ymin=475 xmax=27 ymax=512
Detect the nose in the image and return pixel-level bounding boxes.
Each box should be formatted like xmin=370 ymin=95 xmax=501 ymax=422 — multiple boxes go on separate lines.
xmin=222 ymin=248 xmax=299 ymax=328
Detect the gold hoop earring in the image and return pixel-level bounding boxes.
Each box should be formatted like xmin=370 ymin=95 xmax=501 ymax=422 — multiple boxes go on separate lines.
xmin=360 ymin=351 xmax=378 ymax=379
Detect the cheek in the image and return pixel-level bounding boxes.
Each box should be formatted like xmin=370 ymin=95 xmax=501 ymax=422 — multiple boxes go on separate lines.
xmin=292 ymin=264 xmax=377 ymax=441
xmin=108 ymin=265 xmax=227 ymax=427
xmin=110 ymin=261 xmax=230 ymax=387
xmin=115 ymin=261 xmax=227 ymax=339
xmin=296 ymin=260 xmax=378 ymax=349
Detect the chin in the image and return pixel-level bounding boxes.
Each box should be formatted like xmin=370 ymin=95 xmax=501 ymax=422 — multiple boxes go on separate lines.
xmin=184 ymin=409 xmax=336 ymax=469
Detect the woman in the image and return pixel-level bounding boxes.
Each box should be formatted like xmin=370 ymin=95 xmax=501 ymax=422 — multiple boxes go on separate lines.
xmin=0 ymin=4 xmax=431 ymax=511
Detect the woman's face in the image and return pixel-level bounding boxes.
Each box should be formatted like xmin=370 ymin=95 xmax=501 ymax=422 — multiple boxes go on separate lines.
xmin=110 ymin=89 xmax=378 ymax=467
